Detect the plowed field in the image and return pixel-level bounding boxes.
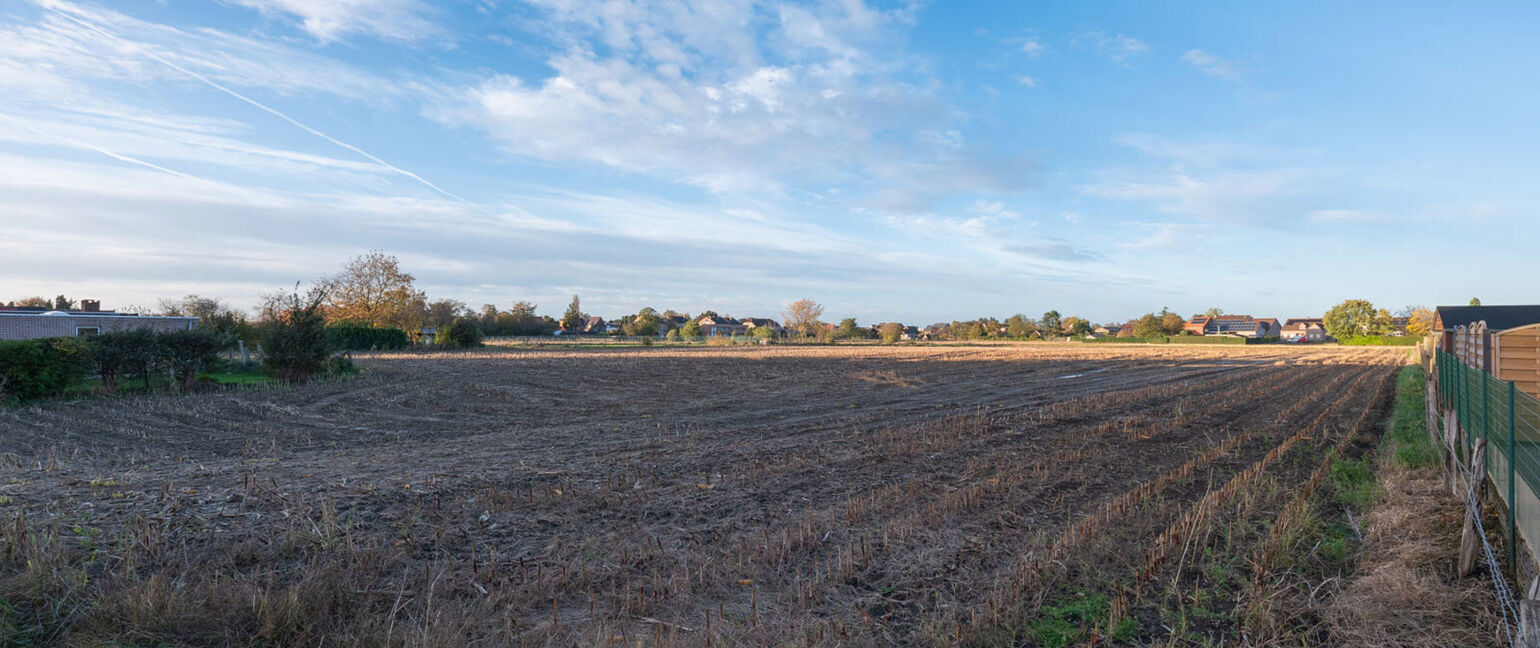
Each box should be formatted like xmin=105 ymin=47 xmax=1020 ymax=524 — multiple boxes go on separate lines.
xmin=0 ymin=343 xmax=1406 ymax=646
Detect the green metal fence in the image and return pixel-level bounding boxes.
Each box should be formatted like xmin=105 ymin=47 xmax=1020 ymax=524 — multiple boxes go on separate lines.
xmin=1435 ymin=348 xmax=1540 ymax=570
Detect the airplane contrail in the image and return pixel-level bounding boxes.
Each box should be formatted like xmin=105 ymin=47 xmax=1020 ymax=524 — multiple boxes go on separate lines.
xmin=44 ymin=4 xmax=469 ymax=203
xmin=0 ymin=111 xmax=212 ymax=183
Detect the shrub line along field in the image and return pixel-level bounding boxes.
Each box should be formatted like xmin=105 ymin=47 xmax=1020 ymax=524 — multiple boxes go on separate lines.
xmin=0 ymin=343 xmax=1406 ymax=646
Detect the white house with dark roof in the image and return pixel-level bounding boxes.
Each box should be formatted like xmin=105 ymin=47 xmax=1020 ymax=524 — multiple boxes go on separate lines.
xmin=0 ymin=302 xmax=197 ymax=341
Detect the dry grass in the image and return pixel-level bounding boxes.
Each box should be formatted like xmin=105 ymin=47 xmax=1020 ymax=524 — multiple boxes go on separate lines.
xmin=1322 ymin=465 xmax=1505 ymax=648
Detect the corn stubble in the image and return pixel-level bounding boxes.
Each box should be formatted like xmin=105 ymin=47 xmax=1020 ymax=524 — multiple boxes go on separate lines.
xmin=0 ymin=343 xmax=1408 ymax=646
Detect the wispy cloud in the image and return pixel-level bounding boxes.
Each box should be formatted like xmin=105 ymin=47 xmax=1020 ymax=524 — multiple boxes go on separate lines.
xmin=432 ymin=0 xmax=1033 ymax=211
xmin=1007 ymin=240 xmax=1103 ymax=262
xmin=1016 ymin=75 xmax=1037 ymax=88
xmin=1076 ymin=31 xmax=1149 ymax=65
xmin=1119 ymin=222 xmax=1194 ymax=250
xmin=35 ymin=2 xmax=462 ymax=201
xmin=1020 ymin=39 xmax=1043 ymax=56
xmin=1308 ymin=209 xmax=1384 ymax=223
xmin=1180 ymin=49 xmax=1240 ymax=79
xmin=229 ymin=0 xmax=443 ymax=43
xmin=7 ymin=1 xmax=407 ymax=101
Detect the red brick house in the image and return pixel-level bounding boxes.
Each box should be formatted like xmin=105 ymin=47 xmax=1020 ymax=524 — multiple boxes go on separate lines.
xmin=698 ymin=316 xmax=747 ymax=337
xmin=1184 ymin=314 xmax=1280 ymax=338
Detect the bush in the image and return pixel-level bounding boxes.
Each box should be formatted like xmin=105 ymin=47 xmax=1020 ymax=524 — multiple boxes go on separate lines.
xmin=665 ymin=329 xmax=681 ymax=341
xmin=262 ymin=289 xmax=331 ymax=382
xmin=92 ymin=329 xmax=159 ymax=391
xmin=326 ymin=323 xmax=409 ymax=351
xmin=161 ymin=329 xmax=235 ymax=390
xmin=0 ymin=337 xmax=93 ymax=403
xmin=434 ymin=318 xmax=483 ymax=348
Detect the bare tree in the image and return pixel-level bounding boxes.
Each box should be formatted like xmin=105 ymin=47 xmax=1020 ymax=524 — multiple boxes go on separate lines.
xmin=426 ymin=299 xmax=468 ymax=328
xmin=159 ymin=294 xmax=247 ymax=336
xmin=323 ymin=251 xmax=427 ymax=330
xmin=782 ymin=298 xmax=825 ymax=337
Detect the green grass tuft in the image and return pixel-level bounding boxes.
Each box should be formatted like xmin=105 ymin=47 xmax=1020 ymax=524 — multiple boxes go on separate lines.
xmin=1027 ymin=591 xmax=1135 ymax=647
xmin=1383 ymin=367 xmax=1439 ymax=469
xmin=1329 ymin=456 xmax=1376 ymax=510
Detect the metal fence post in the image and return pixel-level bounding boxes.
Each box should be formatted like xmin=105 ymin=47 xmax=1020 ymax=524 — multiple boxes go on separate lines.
xmin=1509 ymin=381 xmax=1517 ymax=571
xmin=1461 ymin=362 xmax=1468 ymax=452
xmin=1484 ymin=372 xmax=1491 ymax=475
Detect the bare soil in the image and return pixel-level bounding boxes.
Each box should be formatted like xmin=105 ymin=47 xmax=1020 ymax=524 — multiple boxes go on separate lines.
xmin=0 ymin=343 xmax=1407 ymax=646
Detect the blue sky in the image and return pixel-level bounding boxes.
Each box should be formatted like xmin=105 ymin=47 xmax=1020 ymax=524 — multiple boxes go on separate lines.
xmin=2 ymin=0 xmax=1534 ymax=325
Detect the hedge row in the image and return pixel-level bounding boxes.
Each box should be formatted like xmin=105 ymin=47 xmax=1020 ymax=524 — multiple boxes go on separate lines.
xmin=1080 ymin=335 xmax=1253 ymax=345
xmin=1337 ymin=335 xmax=1420 ymax=346
xmin=326 ymin=323 xmax=410 ymax=351
xmin=0 ymin=337 xmax=93 ymax=402
xmin=0 ymin=328 xmax=234 ymax=404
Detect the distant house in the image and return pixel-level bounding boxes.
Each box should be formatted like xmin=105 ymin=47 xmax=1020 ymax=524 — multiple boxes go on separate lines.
xmin=559 ymin=316 xmax=608 ymax=335
xmin=1116 ymin=320 xmax=1138 ymax=337
xmin=1091 ymin=324 xmax=1114 ymax=336
xmin=902 ymin=325 xmax=922 ymax=340
xmin=1185 ymin=314 xmax=1280 ymax=338
xmin=661 ymin=316 xmax=689 ymax=332
xmin=698 ymin=316 xmax=747 ymax=337
xmin=0 ymin=301 xmax=197 ymax=341
xmin=741 ymin=318 xmax=783 ymax=336
xmin=1280 ymin=318 xmax=1329 ymax=342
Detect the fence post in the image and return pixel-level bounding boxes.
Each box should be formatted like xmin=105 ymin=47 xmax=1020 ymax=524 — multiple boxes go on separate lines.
xmin=1465 ymin=364 xmax=1472 ymax=454
xmin=1511 ymin=381 xmax=1519 ymax=574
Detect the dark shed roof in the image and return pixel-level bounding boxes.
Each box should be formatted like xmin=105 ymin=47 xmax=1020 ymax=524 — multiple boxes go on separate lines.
xmin=1435 ymin=305 xmax=1540 ymax=332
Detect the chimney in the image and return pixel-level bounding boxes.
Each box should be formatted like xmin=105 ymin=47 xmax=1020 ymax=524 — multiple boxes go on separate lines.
xmin=81 ymin=299 xmax=101 ymax=312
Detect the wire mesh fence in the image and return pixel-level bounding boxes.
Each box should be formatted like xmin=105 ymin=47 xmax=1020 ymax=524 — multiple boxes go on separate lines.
xmin=1434 ymin=347 xmax=1540 ymax=572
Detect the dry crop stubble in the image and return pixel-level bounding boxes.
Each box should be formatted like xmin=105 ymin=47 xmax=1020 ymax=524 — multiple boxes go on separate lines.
xmin=0 ymin=343 xmax=1405 ymax=646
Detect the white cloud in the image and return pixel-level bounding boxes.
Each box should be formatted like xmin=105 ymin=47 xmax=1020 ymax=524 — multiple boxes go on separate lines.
xmin=433 ymin=0 xmax=1031 ymax=210
xmin=1077 ymin=31 xmax=1149 ymax=64
xmin=230 ymin=0 xmax=441 ymax=43
xmin=1020 ymin=39 xmax=1043 ymax=56
xmin=1016 ymin=75 xmax=1037 ymax=88
xmin=1180 ymin=49 xmax=1239 ymax=79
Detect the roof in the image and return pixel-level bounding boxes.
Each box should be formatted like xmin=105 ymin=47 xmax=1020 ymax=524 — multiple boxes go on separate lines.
xmin=1435 ymin=305 xmax=1540 ymax=332
xmin=0 ymin=311 xmax=194 ymax=322
xmin=741 ymin=318 xmax=779 ymax=327
xmin=1284 ymin=318 xmax=1323 ymax=326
